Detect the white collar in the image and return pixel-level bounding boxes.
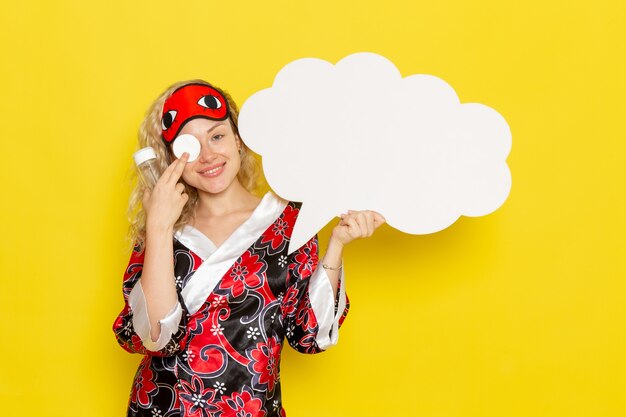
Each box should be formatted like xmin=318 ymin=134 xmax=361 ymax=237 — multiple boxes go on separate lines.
xmin=174 ymin=191 xmax=286 ymax=261
xmin=176 ymin=190 xmax=288 ymax=315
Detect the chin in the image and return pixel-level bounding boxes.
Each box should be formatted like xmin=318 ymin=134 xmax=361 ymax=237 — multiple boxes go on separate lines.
xmin=195 ymin=178 xmax=236 ymax=195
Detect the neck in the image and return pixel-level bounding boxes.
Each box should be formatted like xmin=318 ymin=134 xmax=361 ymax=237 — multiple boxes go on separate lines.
xmin=194 ymin=180 xmax=256 ymax=217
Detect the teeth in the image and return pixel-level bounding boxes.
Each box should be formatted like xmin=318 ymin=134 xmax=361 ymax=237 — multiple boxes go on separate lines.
xmin=203 ymin=165 xmax=222 ymax=175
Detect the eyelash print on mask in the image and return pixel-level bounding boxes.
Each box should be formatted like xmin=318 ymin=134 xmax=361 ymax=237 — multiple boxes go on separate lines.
xmin=172 ymin=134 xmax=201 ymax=162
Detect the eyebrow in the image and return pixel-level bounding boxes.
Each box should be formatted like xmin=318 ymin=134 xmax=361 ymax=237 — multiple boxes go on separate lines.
xmin=207 ymin=122 xmax=226 ymax=134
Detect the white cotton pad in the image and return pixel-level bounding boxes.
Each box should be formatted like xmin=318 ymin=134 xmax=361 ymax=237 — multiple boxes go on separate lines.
xmin=172 ymin=134 xmax=201 ymax=162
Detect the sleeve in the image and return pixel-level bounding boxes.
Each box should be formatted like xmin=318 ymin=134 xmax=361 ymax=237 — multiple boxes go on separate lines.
xmin=281 ymin=234 xmax=350 ymax=354
xmin=112 ymin=243 xmax=190 ymax=356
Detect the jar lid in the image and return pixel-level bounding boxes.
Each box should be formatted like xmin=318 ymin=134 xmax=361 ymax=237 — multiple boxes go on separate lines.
xmin=133 ymin=147 xmax=157 ymax=166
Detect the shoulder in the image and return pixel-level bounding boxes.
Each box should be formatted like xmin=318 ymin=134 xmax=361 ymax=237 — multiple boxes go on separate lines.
xmin=173 ymin=225 xmax=216 ymax=261
xmin=263 ymin=191 xmax=303 ymax=226
xmin=268 ymin=191 xmax=299 ymax=210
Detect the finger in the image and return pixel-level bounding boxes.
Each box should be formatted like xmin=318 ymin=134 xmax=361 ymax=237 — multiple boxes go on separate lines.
xmin=342 ymin=212 xmax=362 ymax=236
xmin=354 ymin=212 xmax=368 ymax=237
xmin=351 ymin=211 xmax=367 ymax=237
xmin=175 ymin=183 xmax=185 ymax=194
xmin=159 ymin=155 xmax=182 ymax=183
xmin=176 ymin=194 xmax=189 ymax=213
xmin=142 ymin=188 xmax=151 ymax=204
xmin=373 ymin=211 xmax=386 ymax=228
xmin=166 ymin=152 xmax=189 ymax=184
xmin=365 ymin=211 xmax=375 ymax=236
xmin=344 ymin=217 xmax=361 ymax=239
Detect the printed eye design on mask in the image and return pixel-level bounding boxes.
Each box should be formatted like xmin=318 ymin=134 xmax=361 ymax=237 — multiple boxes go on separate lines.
xmin=197 ymin=95 xmax=222 ymax=110
xmin=162 ymin=110 xmax=177 ymax=131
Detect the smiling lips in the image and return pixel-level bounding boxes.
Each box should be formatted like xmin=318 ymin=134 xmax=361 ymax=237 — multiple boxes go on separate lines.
xmin=198 ymin=162 xmax=226 ymax=177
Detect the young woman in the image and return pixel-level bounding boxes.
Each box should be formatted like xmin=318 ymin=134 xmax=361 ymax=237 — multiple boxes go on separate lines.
xmin=113 ymin=80 xmax=385 ymax=417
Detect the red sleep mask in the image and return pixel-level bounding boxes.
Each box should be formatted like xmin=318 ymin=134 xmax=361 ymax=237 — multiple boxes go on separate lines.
xmin=161 ymin=83 xmax=229 ymax=143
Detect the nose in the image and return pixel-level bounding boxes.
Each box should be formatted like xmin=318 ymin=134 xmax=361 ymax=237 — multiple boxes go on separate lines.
xmin=198 ymin=140 xmax=217 ymax=163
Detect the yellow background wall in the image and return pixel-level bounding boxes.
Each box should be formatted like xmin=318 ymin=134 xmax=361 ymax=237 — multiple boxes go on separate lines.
xmin=1 ymin=1 xmax=624 ymax=416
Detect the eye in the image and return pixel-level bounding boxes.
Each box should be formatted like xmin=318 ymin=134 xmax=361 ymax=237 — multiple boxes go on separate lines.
xmin=212 ymin=134 xmax=224 ymax=141
xmin=162 ymin=110 xmax=177 ymax=130
xmin=197 ymin=95 xmax=222 ymax=110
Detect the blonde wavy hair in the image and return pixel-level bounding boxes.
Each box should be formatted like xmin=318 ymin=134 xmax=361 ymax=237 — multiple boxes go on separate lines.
xmin=127 ymin=79 xmax=261 ymax=250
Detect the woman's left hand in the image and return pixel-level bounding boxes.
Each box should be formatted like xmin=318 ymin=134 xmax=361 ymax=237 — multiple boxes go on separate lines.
xmin=330 ymin=210 xmax=386 ymax=247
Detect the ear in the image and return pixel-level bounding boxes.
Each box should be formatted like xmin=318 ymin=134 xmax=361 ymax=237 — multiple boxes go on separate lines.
xmin=234 ymin=131 xmax=244 ymax=147
xmin=227 ymin=117 xmax=243 ymax=149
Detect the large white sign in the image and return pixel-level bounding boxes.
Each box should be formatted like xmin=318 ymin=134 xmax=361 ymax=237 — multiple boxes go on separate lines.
xmin=239 ymin=52 xmax=512 ymax=253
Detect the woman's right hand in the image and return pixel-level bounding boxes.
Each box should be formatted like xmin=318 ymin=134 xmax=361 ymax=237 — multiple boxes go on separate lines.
xmin=142 ymin=152 xmax=190 ymax=231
